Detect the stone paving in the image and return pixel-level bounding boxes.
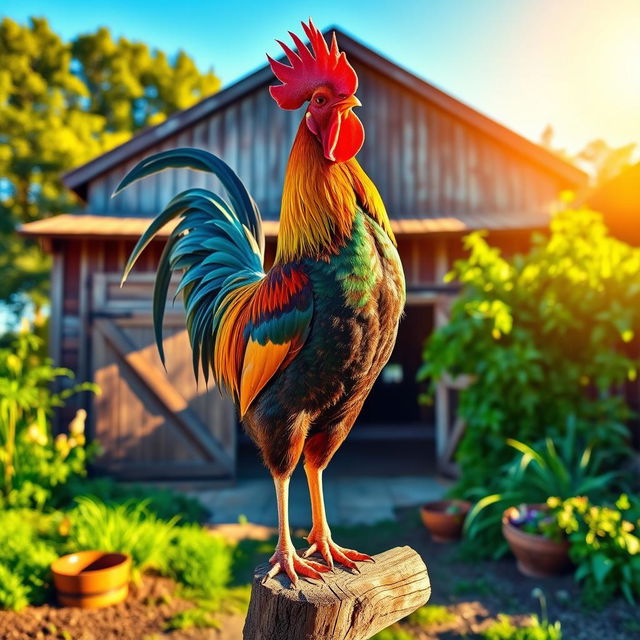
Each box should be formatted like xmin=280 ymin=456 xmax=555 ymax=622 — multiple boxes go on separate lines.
xmin=192 ymin=474 xmax=447 ymax=527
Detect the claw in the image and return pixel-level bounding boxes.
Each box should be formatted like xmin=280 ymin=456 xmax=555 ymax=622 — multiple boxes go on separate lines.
xmin=263 ymin=562 xmax=281 ymax=585
xmin=341 ymin=547 xmax=374 ymax=563
xmin=262 ymin=545 xmax=329 ymax=587
xmin=305 ymin=531 xmax=372 ymax=573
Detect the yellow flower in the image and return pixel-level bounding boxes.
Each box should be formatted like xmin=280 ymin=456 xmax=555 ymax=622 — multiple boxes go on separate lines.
xmin=58 ymin=517 xmax=71 ymax=537
xmin=55 ymin=433 xmax=70 ymax=457
xmin=26 ymin=423 xmax=47 ymax=446
xmin=68 ymin=409 xmax=86 ymax=436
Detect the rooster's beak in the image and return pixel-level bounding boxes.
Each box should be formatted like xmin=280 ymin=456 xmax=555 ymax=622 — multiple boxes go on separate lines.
xmin=335 ymin=95 xmax=362 ymax=111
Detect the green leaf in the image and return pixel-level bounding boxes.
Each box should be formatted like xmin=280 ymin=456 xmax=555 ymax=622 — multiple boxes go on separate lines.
xmin=591 ymin=553 xmax=614 ymax=585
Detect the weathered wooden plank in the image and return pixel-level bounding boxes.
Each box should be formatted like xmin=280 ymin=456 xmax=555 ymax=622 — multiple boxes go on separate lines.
xmin=415 ymin=94 xmax=428 ymax=214
xmin=401 ymin=92 xmax=415 ymax=214
xmin=453 ymin=122 xmax=467 ymax=213
xmin=243 ymin=546 xmax=430 ymax=640
xmin=192 ymin=121 xmax=208 ymax=188
xmin=95 ymin=318 xmax=234 ymax=471
xmin=239 ymin=95 xmax=254 ymax=188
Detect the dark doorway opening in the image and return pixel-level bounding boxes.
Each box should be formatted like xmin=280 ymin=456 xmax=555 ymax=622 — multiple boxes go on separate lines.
xmin=356 ymin=302 xmax=434 ymax=435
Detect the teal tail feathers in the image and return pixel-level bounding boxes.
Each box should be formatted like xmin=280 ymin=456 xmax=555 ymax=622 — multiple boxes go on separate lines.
xmin=116 ymin=147 xmax=265 ymax=385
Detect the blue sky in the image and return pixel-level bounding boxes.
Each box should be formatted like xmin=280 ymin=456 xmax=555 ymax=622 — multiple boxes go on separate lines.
xmin=4 ymin=0 xmax=640 ymax=154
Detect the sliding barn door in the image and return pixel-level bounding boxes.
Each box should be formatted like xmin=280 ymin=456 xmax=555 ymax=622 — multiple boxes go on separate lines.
xmin=90 ymin=273 xmax=236 ymax=481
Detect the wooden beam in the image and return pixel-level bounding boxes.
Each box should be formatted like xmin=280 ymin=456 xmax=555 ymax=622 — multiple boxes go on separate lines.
xmin=95 ymin=318 xmax=234 ymax=472
xmin=243 ymin=546 xmax=430 ymax=640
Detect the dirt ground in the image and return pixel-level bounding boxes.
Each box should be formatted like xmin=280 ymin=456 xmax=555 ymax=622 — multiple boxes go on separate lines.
xmin=0 ymin=576 xmax=245 ymax=640
xmin=0 ymin=509 xmax=637 ymax=640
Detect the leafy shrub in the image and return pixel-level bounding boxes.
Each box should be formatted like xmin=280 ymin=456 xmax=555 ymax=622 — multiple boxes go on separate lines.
xmin=0 ymin=564 xmax=29 ymax=611
xmin=0 ymin=500 xmax=236 ymax=612
xmin=165 ymin=525 xmax=234 ymax=602
xmin=419 ymin=207 xmax=639 ymax=494
xmin=66 ymin=497 xmax=178 ymax=581
xmin=0 ymin=332 xmax=99 ymax=509
xmin=464 ymin=424 xmax=621 ymax=556
xmin=552 ymin=494 xmax=640 ymax=605
xmin=60 ymin=475 xmax=208 ymax=523
xmin=481 ymin=614 xmax=562 ymax=640
xmin=0 ymin=509 xmax=59 ymax=606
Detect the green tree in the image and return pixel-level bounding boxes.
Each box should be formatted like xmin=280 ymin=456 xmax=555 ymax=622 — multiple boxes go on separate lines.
xmin=0 ymin=17 xmax=220 ymax=319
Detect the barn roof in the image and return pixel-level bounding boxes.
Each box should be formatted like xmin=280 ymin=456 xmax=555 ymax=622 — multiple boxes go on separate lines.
xmin=63 ymin=26 xmax=586 ymax=197
xmin=20 ymin=210 xmax=550 ymax=241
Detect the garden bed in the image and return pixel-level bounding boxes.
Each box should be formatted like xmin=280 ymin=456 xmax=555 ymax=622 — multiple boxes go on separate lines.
xmin=2 ymin=507 xmax=637 ymax=640
xmin=0 ymin=574 xmax=244 ymax=640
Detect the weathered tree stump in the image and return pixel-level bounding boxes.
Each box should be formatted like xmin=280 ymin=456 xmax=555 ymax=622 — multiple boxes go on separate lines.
xmin=243 ymin=546 xmax=430 ymax=640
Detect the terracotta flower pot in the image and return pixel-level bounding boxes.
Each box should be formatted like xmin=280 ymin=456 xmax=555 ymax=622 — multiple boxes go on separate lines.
xmin=420 ymin=500 xmax=471 ymax=542
xmin=502 ymin=507 xmax=571 ymax=578
xmin=51 ymin=551 xmax=131 ymax=608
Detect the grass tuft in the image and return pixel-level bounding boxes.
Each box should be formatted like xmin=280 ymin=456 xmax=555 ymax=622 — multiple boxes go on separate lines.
xmin=406 ymin=604 xmax=456 ymax=626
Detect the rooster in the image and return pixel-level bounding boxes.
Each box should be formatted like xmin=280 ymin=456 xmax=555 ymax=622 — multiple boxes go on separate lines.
xmin=118 ymin=19 xmax=405 ymax=585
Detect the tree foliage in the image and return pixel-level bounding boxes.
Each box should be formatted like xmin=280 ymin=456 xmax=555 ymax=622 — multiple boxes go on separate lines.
xmin=419 ymin=204 xmax=640 ymax=494
xmin=0 ymin=17 xmax=220 ymax=314
xmin=540 ymin=125 xmax=637 ymax=187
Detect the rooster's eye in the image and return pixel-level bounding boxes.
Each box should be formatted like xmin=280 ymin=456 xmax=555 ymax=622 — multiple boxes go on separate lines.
xmin=314 ymin=95 xmax=326 ymax=105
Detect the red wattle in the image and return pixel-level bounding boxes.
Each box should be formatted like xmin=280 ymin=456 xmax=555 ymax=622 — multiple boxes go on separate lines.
xmin=322 ymin=109 xmax=365 ymax=163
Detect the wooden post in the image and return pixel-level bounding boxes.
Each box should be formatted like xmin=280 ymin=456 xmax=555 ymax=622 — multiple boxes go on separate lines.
xmin=243 ymin=546 xmax=430 ymax=640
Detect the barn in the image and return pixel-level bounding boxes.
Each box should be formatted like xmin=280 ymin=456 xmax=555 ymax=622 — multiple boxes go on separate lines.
xmin=21 ymin=27 xmax=587 ymax=482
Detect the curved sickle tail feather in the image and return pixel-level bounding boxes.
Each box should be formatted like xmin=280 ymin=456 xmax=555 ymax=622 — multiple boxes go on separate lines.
xmin=116 ymin=148 xmax=266 ymax=391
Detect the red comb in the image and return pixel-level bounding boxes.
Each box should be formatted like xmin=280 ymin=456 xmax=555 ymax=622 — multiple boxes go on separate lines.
xmin=267 ymin=19 xmax=358 ymax=110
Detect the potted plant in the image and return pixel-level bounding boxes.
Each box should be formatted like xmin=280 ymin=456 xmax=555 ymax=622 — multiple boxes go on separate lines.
xmin=51 ymin=550 xmax=131 ymax=608
xmin=420 ymin=499 xmax=471 ymax=542
xmin=502 ymin=504 xmax=571 ymax=577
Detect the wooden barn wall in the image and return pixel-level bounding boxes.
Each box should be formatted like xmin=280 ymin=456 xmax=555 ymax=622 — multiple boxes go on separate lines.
xmin=53 ymin=237 xmax=165 ymax=432
xmin=85 ymin=59 xmax=564 ymax=221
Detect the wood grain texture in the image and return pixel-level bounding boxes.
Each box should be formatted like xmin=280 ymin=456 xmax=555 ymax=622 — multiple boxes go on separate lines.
xmin=243 ymin=546 xmax=430 ymax=640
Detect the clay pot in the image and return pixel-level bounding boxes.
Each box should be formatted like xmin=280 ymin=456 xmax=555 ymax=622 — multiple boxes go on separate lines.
xmin=502 ymin=507 xmax=571 ymax=578
xmin=420 ymin=500 xmax=471 ymax=542
xmin=51 ymin=551 xmax=131 ymax=608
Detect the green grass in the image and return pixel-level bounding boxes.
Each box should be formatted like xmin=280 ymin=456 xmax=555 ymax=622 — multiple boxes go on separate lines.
xmin=406 ymin=604 xmax=456 ymax=626
xmin=165 ymin=606 xmax=221 ymax=631
xmin=67 ymin=497 xmax=179 ymax=582
xmin=370 ymin=624 xmax=416 ymax=640
xmin=481 ymin=614 xmax=562 ymax=640
xmin=452 ymin=576 xmax=497 ymax=597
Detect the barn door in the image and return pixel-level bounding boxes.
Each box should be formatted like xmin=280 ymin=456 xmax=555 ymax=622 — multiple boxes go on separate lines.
xmin=90 ymin=273 xmax=236 ymax=481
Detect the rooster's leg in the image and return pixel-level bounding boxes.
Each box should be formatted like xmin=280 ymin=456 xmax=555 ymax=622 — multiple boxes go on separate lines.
xmin=263 ymin=475 xmax=330 ymax=586
xmin=303 ymin=463 xmax=374 ymax=571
